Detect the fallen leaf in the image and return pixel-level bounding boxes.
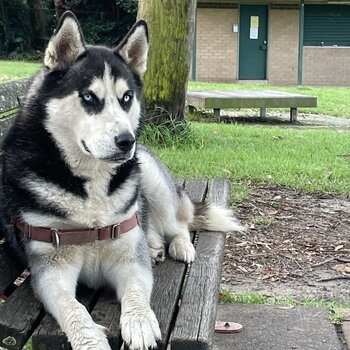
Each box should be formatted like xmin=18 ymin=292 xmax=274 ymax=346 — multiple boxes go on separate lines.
xmin=332 ymin=264 xmax=350 ymax=274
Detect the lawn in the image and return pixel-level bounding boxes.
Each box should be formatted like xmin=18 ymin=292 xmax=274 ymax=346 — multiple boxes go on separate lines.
xmin=0 ymin=60 xmax=41 ymax=83
xmin=143 ymin=122 xmax=350 ymax=194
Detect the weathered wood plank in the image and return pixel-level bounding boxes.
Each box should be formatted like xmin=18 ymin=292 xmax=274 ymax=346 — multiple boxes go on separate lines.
xmin=90 ymin=288 xmax=122 ymax=349
xmin=174 ymin=178 xmax=185 ymax=189
xmin=171 ymin=179 xmax=230 ymax=350
xmin=0 ymin=241 xmax=25 ymax=295
xmin=184 ymin=179 xmax=208 ymax=203
xmin=207 ymin=179 xmax=231 ymax=208
xmin=151 ymin=256 xmax=188 ymax=350
xmin=0 ymin=277 xmax=44 ymax=350
xmin=32 ymin=285 xmax=101 ymax=350
xmin=0 ymin=79 xmax=32 ymax=113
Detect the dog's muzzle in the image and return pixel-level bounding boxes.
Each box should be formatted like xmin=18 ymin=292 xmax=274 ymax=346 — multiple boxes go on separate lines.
xmin=115 ymin=132 xmax=135 ymax=152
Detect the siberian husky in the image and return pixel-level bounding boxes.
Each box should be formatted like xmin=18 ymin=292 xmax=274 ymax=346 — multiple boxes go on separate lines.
xmin=1 ymin=11 xmax=242 ymax=350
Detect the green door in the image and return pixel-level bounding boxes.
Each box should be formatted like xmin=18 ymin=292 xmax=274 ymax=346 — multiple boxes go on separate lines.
xmin=239 ymin=5 xmax=268 ymax=80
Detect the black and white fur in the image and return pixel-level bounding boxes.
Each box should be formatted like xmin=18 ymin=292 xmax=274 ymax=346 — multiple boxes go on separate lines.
xmin=1 ymin=12 xmax=243 ymax=350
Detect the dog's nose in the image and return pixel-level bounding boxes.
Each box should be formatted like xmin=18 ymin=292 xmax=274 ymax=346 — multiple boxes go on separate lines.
xmin=115 ymin=133 xmax=135 ymax=152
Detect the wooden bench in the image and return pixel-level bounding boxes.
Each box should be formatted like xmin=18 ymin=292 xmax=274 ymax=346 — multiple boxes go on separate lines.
xmin=187 ymin=90 xmax=317 ymax=122
xmin=0 ymin=79 xmax=229 ymax=350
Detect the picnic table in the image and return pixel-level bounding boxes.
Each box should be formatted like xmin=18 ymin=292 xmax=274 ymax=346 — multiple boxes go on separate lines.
xmin=187 ymin=90 xmax=317 ymax=122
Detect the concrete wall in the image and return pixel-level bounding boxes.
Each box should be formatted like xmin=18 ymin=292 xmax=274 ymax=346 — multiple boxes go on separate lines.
xmin=303 ymin=47 xmax=350 ymax=86
xmin=268 ymin=9 xmax=299 ymax=85
xmin=195 ymin=8 xmax=238 ymax=82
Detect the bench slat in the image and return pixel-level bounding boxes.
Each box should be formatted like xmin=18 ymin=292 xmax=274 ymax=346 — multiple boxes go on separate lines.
xmin=207 ymin=178 xmax=231 ymax=208
xmin=32 ymin=285 xmax=101 ymax=350
xmin=0 ymin=79 xmax=32 ymax=113
xmin=151 ymin=255 xmax=188 ymax=350
xmin=0 ymin=278 xmax=44 ymax=350
xmin=0 ymin=242 xmax=25 ymax=295
xmin=90 ymin=288 xmax=122 ymax=349
xmin=184 ymin=178 xmax=208 ymax=203
xmin=171 ymin=179 xmax=230 ymax=350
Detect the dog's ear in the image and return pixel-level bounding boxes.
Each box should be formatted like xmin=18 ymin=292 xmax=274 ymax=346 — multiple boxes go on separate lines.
xmin=44 ymin=11 xmax=86 ymax=71
xmin=116 ymin=20 xmax=149 ymax=77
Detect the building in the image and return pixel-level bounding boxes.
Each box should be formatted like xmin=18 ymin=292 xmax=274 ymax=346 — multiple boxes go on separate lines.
xmin=192 ymin=0 xmax=350 ymax=85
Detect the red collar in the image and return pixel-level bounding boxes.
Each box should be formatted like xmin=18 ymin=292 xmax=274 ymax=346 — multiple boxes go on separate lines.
xmin=13 ymin=214 xmax=138 ymax=248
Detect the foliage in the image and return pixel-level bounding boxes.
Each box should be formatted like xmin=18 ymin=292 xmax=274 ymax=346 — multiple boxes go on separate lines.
xmin=0 ymin=0 xmax=32 ymax=56
xmin=140 ymin=118 xmax=204 ymax=149
xmin=0 ymin=0 xmax=137 ymax=58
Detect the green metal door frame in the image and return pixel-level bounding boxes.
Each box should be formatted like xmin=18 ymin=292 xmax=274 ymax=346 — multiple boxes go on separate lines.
xmin=298 ymin=0 xmax=304 ymax=85
xmin=191 ymin=8 xmax=197 ymax=81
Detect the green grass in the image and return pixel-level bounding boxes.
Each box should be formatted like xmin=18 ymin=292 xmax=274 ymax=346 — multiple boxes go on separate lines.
xmin=189 ymin=81 xmax=350 ymax=117
xmin=0 ymin=60 xmax=41 ymax=83
xmin=144 ymin=122 xmax=350 ymax=194
xmin=219 ymin=289 xmax=349 ymax=324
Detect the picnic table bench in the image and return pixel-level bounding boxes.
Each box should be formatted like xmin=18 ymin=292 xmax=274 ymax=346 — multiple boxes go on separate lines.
xmin=187 ymin=90 xmax=317 ymax=122
xmin=0 ymin=79 xmax=229 ymax=350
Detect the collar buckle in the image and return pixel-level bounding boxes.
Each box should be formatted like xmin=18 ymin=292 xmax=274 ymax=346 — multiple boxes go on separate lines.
xmin=51 ymin=228 xmax=60 ymax=248
xmin=111 ymin=223 xmax=120 ymax=239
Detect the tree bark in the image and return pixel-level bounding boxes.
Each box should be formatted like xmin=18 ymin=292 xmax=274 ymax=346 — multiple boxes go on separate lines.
xmin=137 ymin=0 xmax=197 ymax=124
xmin=27 ymin=0 xmax=47 ymax=49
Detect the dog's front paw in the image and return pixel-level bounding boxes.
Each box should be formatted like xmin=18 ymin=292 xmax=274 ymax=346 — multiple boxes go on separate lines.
xmin=121 ymin=307 xmax=161 ymax=350
xmin=148 ymin=242 xmax=166 ymax=265
xmin=169 ymin=236 xmax=196 ymax=263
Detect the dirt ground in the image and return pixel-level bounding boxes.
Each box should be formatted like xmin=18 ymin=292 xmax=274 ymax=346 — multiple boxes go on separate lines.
xmin=220 ymin=112 xmax=350 ymax=302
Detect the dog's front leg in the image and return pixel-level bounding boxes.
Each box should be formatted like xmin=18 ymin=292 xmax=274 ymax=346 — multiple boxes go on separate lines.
xmin=107 ymin=261 xmax=161 ymax=349
xmin=31 ymin=264 xmax=111 ymax=350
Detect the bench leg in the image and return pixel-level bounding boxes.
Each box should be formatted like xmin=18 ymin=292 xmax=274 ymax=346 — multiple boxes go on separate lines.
xmin=260 ymin=108 xmax=267 ymax=118
xmin=290 ymin=107 xmax=297 ymax=122
xmin=213 ymin=108 xmax=221 ymax=122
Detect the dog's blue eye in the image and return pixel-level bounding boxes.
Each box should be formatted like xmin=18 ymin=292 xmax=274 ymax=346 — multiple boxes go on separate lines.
xmin=123 ymin=91 xmax=133 ymax=104
xmin=82 ymin=92 xmax=93 ymax=102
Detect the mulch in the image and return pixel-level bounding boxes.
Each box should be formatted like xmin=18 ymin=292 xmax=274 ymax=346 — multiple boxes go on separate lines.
xmin=222 ymin=183 xmax=350 ymax=300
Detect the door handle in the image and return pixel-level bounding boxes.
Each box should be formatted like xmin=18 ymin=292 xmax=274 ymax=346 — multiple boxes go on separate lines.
xmin=259 ymin=41 xmax=267 ymax=51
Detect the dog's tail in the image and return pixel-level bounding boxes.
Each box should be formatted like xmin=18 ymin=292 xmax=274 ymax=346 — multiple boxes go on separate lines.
xmin=190 ymin=203 xmax=244 ymax=232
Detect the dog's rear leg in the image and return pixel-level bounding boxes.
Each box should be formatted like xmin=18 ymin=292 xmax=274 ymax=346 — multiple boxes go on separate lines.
xmin=32 ymin=265 xmax=110 ymax=350
xmin=166 ymin=193 xmax=196 ymax=263
xmin=107 ymin=262 xmax=161 ymax=350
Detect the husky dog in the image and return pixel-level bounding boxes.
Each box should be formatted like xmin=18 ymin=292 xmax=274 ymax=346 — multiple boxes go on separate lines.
xmin=1 ymin=11 xmax=242 ymax=350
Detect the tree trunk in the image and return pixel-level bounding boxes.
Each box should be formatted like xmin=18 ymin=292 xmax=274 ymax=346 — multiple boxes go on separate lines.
xmin=27 ymin=0 xmax=47 ymax=49
xmin=137 ymin=0 xmax=197 ymax=124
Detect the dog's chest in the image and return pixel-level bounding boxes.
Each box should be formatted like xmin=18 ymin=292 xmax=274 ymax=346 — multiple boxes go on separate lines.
xmin=24 ymin=167 xmax=139 ymax=228
xmin=72 ymin=171 xmax=138 ymax=226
